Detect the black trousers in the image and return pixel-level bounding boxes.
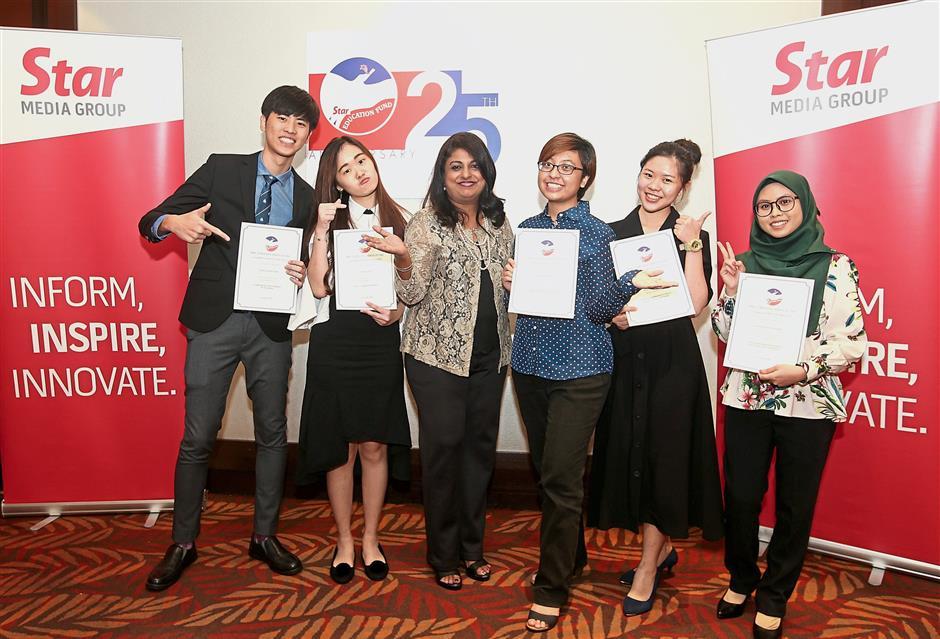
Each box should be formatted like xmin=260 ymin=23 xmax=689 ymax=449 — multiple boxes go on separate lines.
xmin=405 ymin=351 xmax=506 ymax=574
xmin=723 ymin=407 xmax=836 ymax=617
xmin=512 ymin=370 xmax=611 ymax=608
xmin=173 ymin=312 xmax=292 ymax=543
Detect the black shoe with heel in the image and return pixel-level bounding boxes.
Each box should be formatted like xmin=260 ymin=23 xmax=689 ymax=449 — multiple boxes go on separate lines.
xmin=716 ymin=590 xmax=750 ymax=619
xmin=619 ymin=547 xmax=678 ymax=585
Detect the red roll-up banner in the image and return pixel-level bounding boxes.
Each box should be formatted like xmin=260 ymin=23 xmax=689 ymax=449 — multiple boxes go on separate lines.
xmin=706 ymin=2 xmax=939 ymax=576
xmin=0 ymin=29 xmax=187 ymax=514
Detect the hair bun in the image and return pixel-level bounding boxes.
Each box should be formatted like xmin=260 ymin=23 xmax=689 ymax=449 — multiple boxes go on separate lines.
xmin=672 ymin=139 xmax=702 ymax=167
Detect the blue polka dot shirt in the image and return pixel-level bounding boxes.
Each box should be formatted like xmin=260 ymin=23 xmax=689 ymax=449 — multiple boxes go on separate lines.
xmin=511 ymin=201 xmax=640 ymax=381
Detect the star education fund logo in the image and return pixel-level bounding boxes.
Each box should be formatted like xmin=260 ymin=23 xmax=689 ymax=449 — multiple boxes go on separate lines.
xmin=265 ymin=236 xmax=279 ymax=252
xmin=541 ymin=240 xmax=555 ymax=257
xmin=320 ymin=57 xmax=397 ymax=135
xmin=767 ymin=288 xmax=783 ymax=306
xmin=637 ymin=246 xmax=653 ymax=263
xmin=310 ymin=56 xmax=501 ymax=158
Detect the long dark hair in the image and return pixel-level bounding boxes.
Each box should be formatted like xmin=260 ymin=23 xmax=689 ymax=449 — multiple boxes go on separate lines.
xmin=423 ymin=132 xmax=505 ymax=229
xmin=306 ymin=136 xmax=408 ymax=294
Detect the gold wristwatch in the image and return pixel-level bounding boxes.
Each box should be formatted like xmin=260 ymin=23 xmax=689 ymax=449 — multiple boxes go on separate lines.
xmin=680 ymin=238 xmax=703 ymax=252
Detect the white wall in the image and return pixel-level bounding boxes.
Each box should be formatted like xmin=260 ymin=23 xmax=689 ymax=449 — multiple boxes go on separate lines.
xmin=79 ymin=0 xmax=821 ymax=452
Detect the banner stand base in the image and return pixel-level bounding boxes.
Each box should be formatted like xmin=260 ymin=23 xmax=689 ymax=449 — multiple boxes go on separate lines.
xmin=759 ymin=526 xmax=940 ymax=582
xmin=2 ymin=499 xmax=174 ymax=518
xmin=29 ymin=515 xmax=59 ymax=531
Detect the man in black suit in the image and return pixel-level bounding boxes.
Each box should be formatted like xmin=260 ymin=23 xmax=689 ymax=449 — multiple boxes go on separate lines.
xmin=139 ymin=86 xmax=319 ymax=591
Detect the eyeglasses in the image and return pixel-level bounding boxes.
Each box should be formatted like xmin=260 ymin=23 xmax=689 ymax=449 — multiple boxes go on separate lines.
xmin=537 ymin=161 xmax=583 ymax=176
xmin=754 ymin=195 xmax=799 ymax=217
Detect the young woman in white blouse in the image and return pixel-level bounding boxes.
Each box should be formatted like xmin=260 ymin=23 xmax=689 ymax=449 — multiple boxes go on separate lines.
xmin=296 ymin=136 xmax=411 ymax=584
xmin=712 ymin=170 xmax=866 ymax=639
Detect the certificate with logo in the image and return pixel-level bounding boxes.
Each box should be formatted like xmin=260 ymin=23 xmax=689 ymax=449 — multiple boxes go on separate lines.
xmin=333 ymin=228 xmax=398 ymax=311
xmin=508 ymin=228 xmax=580 ymax=319
xmin=610 ymin=231 xmax=694 ymax=327
xmin=723 ymin=273 xmax=814 ymax=373
xmin=234 ymin=223 xmax=303 ymax=314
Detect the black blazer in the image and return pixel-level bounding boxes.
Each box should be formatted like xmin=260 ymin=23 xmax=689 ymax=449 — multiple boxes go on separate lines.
xmin=139 ymin=152 xmax=313 ymax=342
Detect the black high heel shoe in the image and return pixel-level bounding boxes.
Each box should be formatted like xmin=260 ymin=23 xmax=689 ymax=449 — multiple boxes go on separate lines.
xmin=329 ymin=547 xmax=354 ymax=584
xmin=716 ymin=590 xmax=749 ymax=619
xmin=619 ymin=547 xmax=678 ymax=585
xmin=622 ymin=573 xmax=661 ymax=616
xmin=752 ymin=621 xmax=783 ymax=638
xmin=362 ymin=544 xmax=389 ymax=581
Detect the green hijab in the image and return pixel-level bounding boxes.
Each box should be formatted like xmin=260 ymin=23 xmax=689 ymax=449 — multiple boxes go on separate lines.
xmin=738 ymin=170 xmax=834 ymax=336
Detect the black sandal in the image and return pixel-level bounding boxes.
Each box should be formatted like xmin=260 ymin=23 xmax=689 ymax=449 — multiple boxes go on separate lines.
xmin=526 ymin=608 xmax=559 ymax=633
xmin=464 ymin=559 xmax=491 ymax=582
xmin=435 ymin=570 xmax=462 ymax=591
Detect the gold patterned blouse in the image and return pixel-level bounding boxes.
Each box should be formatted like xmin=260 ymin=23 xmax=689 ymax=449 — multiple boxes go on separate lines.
xmin=397 ymin=207 xmax=514 ymax=377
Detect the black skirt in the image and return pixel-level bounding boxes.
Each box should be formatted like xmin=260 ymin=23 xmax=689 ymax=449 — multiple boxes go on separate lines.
xmin=587 ymin=317 xmax=724 ymax=541
xmin=295 ymin=295 xmax=411 ymax=483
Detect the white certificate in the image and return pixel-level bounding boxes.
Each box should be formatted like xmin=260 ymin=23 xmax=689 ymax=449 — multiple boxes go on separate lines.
xmin=332 ymin=228 xmax=398 ymax=311
xmin=508 ymin=228 xmax=580 ymax=319
xmin=233 ymin=223 xmax=302 ymax=314
xmin=723 ymin=273 xmax=814 ymax=373
xmin=610 ymin=230 xmax=695 ymax=327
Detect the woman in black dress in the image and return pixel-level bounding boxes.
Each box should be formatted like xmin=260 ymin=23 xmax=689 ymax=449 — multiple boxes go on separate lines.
xmin=588 ymin=139 xmax=723 ymax=614
xmin=296 ymin=136 xmax=411 ymax=584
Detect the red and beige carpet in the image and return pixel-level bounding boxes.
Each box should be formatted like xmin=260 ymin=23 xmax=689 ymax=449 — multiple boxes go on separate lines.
xmin=1 ymin=495 xmax=937 ymax=638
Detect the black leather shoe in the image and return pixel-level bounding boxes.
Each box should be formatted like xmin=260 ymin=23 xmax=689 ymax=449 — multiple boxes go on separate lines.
xmin=752 ymin=621 xmax=783 ymax=638
xmin=146 ymin=543 xmax=196 ymax=591
xmin=330 ymin=547 xmax=354 ymax=584
xmin=249 ymin=536 xmax=302 ymax=575
xmin=716 ymin=592 xmax=749 ymax=619
xmin=362 ymin=544 xmax=389 ymax=581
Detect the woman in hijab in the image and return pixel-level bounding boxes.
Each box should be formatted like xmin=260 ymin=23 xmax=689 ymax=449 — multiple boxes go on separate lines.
xmin=712 ymin=170 xmax=866 ymax=639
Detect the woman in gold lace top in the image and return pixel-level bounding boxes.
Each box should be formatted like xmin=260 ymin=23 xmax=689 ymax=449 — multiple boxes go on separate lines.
xmin=364 ymin=132 xmax=513 ymax=591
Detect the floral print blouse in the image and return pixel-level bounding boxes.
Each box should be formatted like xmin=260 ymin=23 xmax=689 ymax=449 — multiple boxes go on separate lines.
xmin=712 ymin=253 xmax=867 ymax=421
xmin=397 ymin=207 xmax=514 ymax=377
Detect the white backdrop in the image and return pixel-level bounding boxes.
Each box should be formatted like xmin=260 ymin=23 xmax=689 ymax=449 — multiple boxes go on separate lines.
xmin=79 ymin=1 xmax=820 ymax=453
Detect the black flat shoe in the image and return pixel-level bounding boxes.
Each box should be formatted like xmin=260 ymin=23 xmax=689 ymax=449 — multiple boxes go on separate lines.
xmin=329 ymin=547 xmax=354 ymax=584
xmin=619 ymin=547 xmax=678 ymax=585
xmin=146 ymin=543 xmax=197 ymax=591
xmin=362 ymin=544 xmax=388 ymax=581
xmin=752 ymin=621 xmax=783 ymax=638
xmin=249 ymin=536 xmax=302 ymax=575
xmin=464 ymin=559 xmax=491 ymax=582
xmin=716 ymin=591 xmax=749 ymax=619
xmin=525 ymin=608 xmax=559 ymax=633
xmin=435 ymin=570 xmax=462 ymax=591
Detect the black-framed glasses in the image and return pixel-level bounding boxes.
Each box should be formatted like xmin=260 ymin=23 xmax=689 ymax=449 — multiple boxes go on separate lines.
xmin=754 ymin=195 xmax=799 ymax=217
xmin=537 ymin=160 xmax=583 ymax=176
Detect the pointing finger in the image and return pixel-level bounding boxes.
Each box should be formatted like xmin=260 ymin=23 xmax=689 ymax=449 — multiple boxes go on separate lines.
xmin=205 ymin=223 xmax=230 ymax=241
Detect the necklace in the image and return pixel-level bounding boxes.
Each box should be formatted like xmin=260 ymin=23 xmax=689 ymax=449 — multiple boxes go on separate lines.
xmin=456 ymin=221 xmax=492 ymax=270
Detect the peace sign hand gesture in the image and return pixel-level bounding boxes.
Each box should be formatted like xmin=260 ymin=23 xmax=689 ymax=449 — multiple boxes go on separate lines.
xmin=716 ymin=241 xmax=746 ymax=296
xmin=673 ymin=210 xmax=712 ymax=244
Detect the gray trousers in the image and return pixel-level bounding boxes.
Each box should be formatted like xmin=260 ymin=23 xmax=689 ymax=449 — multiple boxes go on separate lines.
xmin=172 ymin=312 xmax=292 ymax=544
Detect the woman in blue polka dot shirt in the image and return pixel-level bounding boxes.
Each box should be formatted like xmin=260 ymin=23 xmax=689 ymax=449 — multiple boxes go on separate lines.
xmin=502 ymin=132 xmax=675 ymax=632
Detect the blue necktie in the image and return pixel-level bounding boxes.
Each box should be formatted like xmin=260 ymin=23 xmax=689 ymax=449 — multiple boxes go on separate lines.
xmin=255 ymin=175 xmax=278 ymax=224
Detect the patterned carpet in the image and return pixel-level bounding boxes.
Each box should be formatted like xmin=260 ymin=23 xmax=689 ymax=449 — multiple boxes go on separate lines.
xmin=0 ymin=494 xmax=937 ymax=639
